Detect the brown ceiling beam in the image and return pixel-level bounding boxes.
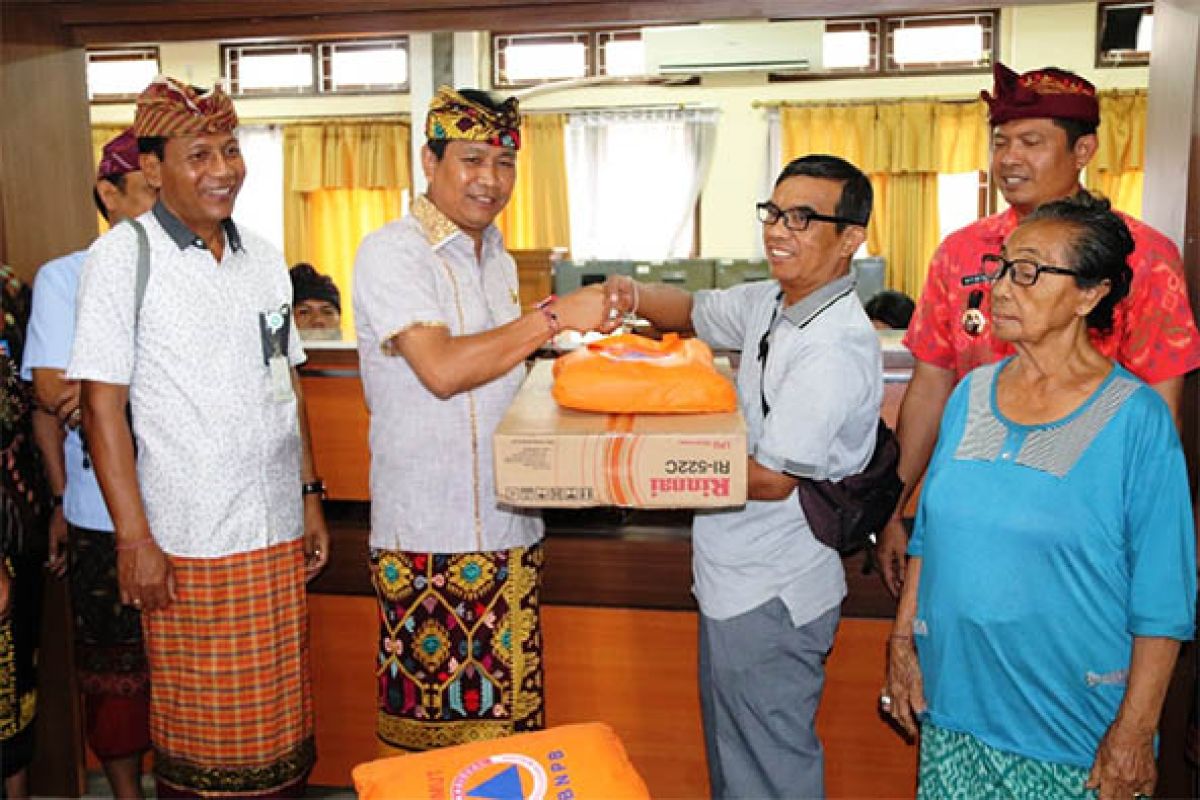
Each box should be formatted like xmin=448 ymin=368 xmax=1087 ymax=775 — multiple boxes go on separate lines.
xmin=62 ymin=4 xmax=787 ymax=45
xmin=53 ymin=0 xmax=586 ymax=26
xmin=56 ymin=0 xmax=1069 ymax=45
xmin=51 ymin=0 xmax=940 ymax=26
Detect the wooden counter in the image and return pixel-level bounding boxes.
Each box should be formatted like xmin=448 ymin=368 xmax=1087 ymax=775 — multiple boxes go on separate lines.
xmin=298 ymin=343 xmax=918 ymax=796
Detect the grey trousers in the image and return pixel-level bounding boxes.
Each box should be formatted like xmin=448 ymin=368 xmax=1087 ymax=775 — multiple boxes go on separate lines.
xmin=698 ymin=599 xmax=841 ymax=800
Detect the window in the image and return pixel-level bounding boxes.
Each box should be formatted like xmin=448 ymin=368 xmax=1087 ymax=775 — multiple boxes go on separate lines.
xmin=597 ymin=30 xmax=645 ymax=77
xmin=1097 ymin=2 xmax=1153 ymax=67
xmin=225 ymin=43 xmax=315 ymax=95
xmin=771 ymin=12 xmax=995 ymax=82
xmin=223 ymin=37 xmax=409 ymax=96
xmin=319 ymin=40 xmax=409 ymax=92
xmin=493 ymin=33 xmax=590 ymax=85
xmin=493 ymin=28 xmax=649 ymax=86
xmin=886 ymin=12 xmax=995 ymax=73
xmin=87 ymin=48 xmax=160 ymax=101
xmin=822 ymin=19 xmax=879 ymax=72
xmin=565 ymin=108 xmax=717 ymax=260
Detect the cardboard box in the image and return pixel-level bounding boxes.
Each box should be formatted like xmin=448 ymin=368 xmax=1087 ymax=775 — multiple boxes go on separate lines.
xmin=494 ymin=360 xmax=747 ymax=508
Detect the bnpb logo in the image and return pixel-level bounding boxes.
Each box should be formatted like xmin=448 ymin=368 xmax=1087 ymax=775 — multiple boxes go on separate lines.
xmin=450 ymin=754 xmax=547 ymax=800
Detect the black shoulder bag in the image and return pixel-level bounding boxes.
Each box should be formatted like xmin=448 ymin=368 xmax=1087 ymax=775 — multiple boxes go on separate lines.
xmin=758 ymin=300 xmax=903 ymax=556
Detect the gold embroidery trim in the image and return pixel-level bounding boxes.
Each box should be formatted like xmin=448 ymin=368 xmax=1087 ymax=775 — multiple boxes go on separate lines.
xmin=377 ymin=713 xmax=522 ymax=752
xmin=0 ymin=617 xmax=36 ymax=738
xmin=411 ymin=194 xmax=461 ymax=248
xmin=426 ymin=253 xmax=484 ymax=551
xmin=411 ymin=194 xmax=486 ymax=549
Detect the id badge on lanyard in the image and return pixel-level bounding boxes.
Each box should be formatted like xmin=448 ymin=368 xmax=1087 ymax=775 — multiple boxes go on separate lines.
xmin=259 ymin=304 xmax=293 ymax=402
xmin=961 ymin=289 xmax=988 ymax=337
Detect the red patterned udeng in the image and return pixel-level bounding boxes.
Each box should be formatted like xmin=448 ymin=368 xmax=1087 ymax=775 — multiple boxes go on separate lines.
xmin=134 ymin=76 xmax=239 ymax=138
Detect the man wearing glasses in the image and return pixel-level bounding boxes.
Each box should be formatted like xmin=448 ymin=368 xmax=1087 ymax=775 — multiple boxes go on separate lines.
xmin=603 ymin=154 xmax=881 ymax=799
xmin=876 ymin=62 xmax=1200 ymax=598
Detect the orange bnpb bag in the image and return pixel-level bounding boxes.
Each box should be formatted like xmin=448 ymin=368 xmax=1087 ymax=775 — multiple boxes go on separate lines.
xmin=352 ymin=722 xmax=650 ymax=800
xmin=551 ymin=333 xmax=737 ymax=414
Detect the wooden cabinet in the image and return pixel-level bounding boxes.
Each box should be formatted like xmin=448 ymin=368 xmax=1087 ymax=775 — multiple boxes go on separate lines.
xmin=510 ymin=247 xmax=564 ymax=310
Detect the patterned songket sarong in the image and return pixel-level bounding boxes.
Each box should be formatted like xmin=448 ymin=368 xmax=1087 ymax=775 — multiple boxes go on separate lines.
xmin=142 ymin=540 xmax=315 ymax=796
xmin=69 ymin=525 xmax=151 ymax=759
xmin=918 ymin=723 xmax=1095 ymax=800
xmin=0 ymin=552 xmax=41 ymax=780
xmin=372 ymin=544 xmax=544 ymax=752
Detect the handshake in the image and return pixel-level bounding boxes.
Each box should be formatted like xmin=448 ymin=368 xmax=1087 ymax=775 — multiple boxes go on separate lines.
xmin=544 ymin=275 xmax=641 ymax=336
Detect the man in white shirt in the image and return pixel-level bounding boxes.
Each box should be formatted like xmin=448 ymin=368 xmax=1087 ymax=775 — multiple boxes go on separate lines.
xmin=603 ymin=155 xmax=882 ymax=799
xmin=354 ymin=86 xmax=606 ymax=752
xmin=69 ymin=77 xmax=328 ymax=798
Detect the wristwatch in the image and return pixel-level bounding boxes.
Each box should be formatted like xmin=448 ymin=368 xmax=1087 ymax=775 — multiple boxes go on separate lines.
xmin=301 ymin=479 xmax=327 ymax=498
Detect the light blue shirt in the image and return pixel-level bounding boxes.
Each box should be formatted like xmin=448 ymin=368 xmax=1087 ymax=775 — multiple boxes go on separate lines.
xmin=690 ymin=276 xmax=883 ymax=626
xmin=910 ymin=360 xmax=1197 ymax=769
xmin=22 ymin=250 xmax=113 ymax=531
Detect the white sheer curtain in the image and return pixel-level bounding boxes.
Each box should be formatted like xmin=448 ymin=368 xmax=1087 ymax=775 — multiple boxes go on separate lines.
xmin=759 ymin=107 xmax=783 ymax=259
xmin=565 ymin=107 xmax=719 ymax=260
xmin=233 ymin=124 xmax=285 ymax=253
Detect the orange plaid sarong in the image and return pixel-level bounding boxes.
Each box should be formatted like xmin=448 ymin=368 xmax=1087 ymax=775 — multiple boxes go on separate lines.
xmin=142 ymin=539 xmax=315 ymax=795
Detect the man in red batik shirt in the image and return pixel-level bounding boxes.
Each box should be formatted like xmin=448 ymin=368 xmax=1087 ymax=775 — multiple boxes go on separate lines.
xmin=877 ymin=62 xmax=1200 ymax=596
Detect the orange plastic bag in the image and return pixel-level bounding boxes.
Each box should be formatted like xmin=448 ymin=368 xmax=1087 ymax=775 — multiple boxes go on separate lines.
xmin=551 ymin=333 xmax=737 ymax=414
xmin=352 ymin=722 xmax=650 ymax=800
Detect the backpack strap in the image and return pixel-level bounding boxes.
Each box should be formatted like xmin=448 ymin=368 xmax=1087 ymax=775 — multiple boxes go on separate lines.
xmin=123 ymin=217 xmax=151 ymax=326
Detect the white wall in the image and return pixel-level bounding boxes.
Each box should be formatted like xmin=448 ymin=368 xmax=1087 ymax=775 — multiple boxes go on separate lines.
xmin=90 ymin=3 xmax=1147 ymax=258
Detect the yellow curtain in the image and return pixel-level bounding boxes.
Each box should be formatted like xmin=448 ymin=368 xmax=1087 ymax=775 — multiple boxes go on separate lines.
xmin=870 ymin=174 xmax=940 ymax=298
xmin=780 ymin=99 xmax=988 ymax=296
xmin=494 ymin=113 xmax=571 ymax=251
xmin=1087 ymin=90 xmax=1146 ymax=217
xmin=284 ymin=121 xmax=411 ymax=337
xmin=91 ymin=124 xmax=129 ymax=232
xmin=780 ymin=105 xmax=878 ymax=170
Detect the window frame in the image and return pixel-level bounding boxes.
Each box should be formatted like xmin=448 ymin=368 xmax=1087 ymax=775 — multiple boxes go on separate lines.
xmin=883 ymin=11 xmax=997 ymax=75
xmin=770 ymin=11 xmax=997 ymax=83
xmin=819 ymin=18 xmax=881 ymax=75
xmin=223 ymin=42 xmax=317 ymax=97
xmin=492 ymin=31 xmax=593 ymax=87
xmin=492 ymin=27 xmax=662 ymax=88
xmin=221 ymin=36 xmax=410 ymax=98
xmin=86 ymin=46 xmax=161 ymax=103
xmin=1095 ymin=1 xmax=1153 ymax=68
xmin=595 ymin=28 xmax=646 ymax=78
xmin=318 ymin=39 xmax=411 ymax=94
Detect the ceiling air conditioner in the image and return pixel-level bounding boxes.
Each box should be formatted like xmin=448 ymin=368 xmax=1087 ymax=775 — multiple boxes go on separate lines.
xmin=643 ymin=20 xmax=824 ymax=74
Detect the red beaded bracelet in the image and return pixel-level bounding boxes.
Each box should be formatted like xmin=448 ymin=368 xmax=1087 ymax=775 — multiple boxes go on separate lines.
xmin=535 ymin=295 xmax=561 ymax=338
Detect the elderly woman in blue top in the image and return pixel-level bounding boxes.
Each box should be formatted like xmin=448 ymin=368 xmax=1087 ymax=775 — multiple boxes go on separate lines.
xmin=883 ymin=192 xmax=1196 ymax=800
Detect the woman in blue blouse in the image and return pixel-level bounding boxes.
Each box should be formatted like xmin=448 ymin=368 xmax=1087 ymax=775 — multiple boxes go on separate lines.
xmin=883 ymin=193 xmax=1196 ymax=800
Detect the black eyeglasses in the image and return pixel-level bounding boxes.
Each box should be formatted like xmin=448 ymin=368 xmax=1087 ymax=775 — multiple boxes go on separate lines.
xmin=756 ymin=201 xmax=862 ymax=232
xmin=980 ymin=254 xmax=1079 ymax=287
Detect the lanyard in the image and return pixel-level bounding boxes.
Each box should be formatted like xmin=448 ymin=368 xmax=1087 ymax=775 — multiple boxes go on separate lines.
xmin=757 ymin=297 xmax=782 ymax=418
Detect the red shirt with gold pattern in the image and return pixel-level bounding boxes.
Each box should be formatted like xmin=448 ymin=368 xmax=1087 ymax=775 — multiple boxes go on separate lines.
xmin=903 ymin=207 xmax=1200 ymax=384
